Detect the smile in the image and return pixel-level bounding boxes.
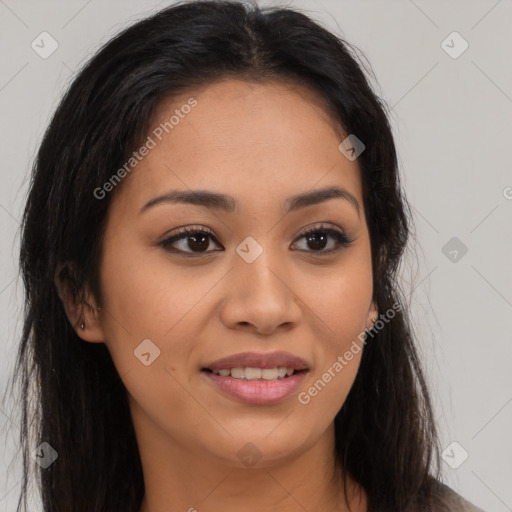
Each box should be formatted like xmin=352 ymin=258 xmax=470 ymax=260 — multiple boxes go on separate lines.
xmin=201 ymin=368 xmax=308 ymax=405
xmin=208 ymin=367 xmax=296 ymax=380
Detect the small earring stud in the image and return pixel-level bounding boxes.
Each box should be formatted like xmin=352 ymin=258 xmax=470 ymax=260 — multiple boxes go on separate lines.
xmin=80 ymin=321 xmax=85 ymax=329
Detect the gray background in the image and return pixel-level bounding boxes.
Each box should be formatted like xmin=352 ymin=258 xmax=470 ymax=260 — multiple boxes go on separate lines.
xmin=1 ymin=0 xmax=511 ymax=510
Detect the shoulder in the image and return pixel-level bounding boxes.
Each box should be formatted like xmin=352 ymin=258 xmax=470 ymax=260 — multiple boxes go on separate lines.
xmin=433 ymin=480 xmax=486 ymax=512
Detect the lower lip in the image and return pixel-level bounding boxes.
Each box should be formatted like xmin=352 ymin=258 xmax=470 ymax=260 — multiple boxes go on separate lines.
xmin=202 ymin=370 xmax=308 ymax=405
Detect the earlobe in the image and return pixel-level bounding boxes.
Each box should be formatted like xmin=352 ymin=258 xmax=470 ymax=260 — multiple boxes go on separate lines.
xmin=54 ymin=262 xmax=105 ymax=343
xmin=366 ymin=300 xmax=378 ymax=330
xmin=76 ymin=307 xmax=105 ymax=343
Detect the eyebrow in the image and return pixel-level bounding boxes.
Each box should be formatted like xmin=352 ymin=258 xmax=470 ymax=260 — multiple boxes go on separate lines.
xmin=139 ymin=185 xmax=360 ymax=217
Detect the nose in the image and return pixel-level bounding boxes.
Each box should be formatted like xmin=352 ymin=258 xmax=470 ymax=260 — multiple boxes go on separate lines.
xmin=219 ymin=246 xmax=302 ymax=336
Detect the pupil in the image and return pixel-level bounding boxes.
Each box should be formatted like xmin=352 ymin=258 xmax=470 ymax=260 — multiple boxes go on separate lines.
xmin=308 ymin=232 xmax=326 ymax=250
xmin=189 ymin=234 xmax=209 ymax=252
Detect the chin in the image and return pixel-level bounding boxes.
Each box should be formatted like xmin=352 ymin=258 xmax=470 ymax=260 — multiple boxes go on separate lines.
xmin=210 ymin=430 xmax=317 ymax=469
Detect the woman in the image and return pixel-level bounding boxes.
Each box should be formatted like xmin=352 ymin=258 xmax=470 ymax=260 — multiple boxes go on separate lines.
xmin=6 ymin=0 xmax=485 ymax=510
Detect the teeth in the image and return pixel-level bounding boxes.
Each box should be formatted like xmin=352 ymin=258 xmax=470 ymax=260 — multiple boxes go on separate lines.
xmin=211 ymin=367 xmax=297 ymax=380
xmin=262 ymin=368 xmax=279 ymax=380
xmin=245 ymin=367 xmax=262 ymax=380
xmin=230 ymin=368 xmax=245 ymax=379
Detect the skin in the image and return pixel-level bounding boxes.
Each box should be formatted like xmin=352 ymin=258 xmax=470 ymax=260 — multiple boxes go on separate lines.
xmin=57 ymin=78 xmax=378 ymax=512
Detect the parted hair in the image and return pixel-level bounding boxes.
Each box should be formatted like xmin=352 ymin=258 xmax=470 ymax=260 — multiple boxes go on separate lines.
xmin=6 ymin=1 xmax=449 ymax=511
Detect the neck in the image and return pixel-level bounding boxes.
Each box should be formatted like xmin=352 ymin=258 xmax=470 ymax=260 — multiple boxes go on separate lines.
xmin=135 ymin=418 xmax=367 ymax=512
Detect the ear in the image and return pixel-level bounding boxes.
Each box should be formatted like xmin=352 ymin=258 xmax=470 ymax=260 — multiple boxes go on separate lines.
xmin=366 ymin=300 xmax=378 ymax=330
xmin=54 ymin=262 xmax=105 ymax=343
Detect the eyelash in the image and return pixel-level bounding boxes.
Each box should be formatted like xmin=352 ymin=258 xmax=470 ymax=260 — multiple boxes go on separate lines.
xmin=158 ymin=224 xmax=354 ymax=257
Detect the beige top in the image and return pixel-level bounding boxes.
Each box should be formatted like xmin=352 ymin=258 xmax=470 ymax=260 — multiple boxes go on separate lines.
xmin=437 ymin=482 xmax=486 ymax=512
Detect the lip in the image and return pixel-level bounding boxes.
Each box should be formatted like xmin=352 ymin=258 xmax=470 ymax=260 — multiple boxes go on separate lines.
xmin=203 ymin=351 xmax=310 ymax=372
xmin=202 ymin=370 xmax=309 ymax=405
xmin=201 ymin=351 xmax=310 ymax=405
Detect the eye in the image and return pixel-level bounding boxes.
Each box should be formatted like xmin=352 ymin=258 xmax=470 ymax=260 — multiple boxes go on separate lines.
xmin=158 ymin=226 xmax=221 ymax=256
xmin=292 ymin=224 xmax=354 ymax=253
xmin=158 ymin=223 xmax=354 ymax=256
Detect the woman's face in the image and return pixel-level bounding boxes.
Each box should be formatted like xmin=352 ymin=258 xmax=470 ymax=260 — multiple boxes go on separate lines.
xmin=86 ymin=78 xmax=377 ymax=468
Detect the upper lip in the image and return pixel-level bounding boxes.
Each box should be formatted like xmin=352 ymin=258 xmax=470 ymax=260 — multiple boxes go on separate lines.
xmin=203 ymin=351 xmax=310 ymax=372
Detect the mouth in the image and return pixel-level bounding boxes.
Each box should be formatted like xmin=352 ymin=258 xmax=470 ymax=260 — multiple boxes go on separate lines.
xmin=201 ymin=367 xmax=307 ymax=380
xmin=200 ymin=351 xmax=310 ymax=405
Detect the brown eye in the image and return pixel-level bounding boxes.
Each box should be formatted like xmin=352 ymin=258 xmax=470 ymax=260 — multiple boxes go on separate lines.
xmin=158 ymin=223 xmax=354 ymax=257
xmin=292 ymin=225 xmax=354 ymax=253
xmin=159 ymin=226 xmax=221 ymax=255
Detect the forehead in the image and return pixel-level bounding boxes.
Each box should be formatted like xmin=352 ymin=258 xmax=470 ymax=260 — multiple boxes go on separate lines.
xmin=155 ymin=77 xmax=346 ymax=144
xmin=109 ymin=78 xmax=363 ymax=217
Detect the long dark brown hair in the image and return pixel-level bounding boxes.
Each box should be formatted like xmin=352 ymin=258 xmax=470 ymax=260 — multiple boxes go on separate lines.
xmin=4 ymin=1 xmax=448 ymax=510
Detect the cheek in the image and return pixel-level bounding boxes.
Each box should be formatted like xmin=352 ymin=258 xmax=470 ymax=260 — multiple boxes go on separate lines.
xmin=294 ymin=253 xmax=372 ymax=412
xmin=297 ymin=275 xmax=368 ymax=423
xmin=97 ymin=240 xmax=219 ymax=385
xmin=99 ymin=238 xmax=214 ymax=336
xmin=97 ymin=246 xmax=214 ymax=439
xmin=298 ymin=254 xmax=373 ymax=344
